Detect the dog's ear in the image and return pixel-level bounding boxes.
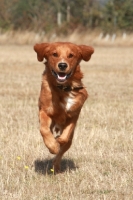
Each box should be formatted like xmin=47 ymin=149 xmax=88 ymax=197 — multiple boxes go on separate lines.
xmin=78 ymin=45 xmax=94 ymax=61
xmin=34 ymin=43 xmax=50 ymax=62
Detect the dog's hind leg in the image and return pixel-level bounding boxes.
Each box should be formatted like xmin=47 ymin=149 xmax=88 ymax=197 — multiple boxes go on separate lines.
xmin=53 ymin=132 xmax=74 ymax=173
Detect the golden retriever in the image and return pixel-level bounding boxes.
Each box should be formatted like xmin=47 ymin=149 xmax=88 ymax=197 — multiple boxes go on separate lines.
xmin=34 ymin=42 xmax=94 ymax=173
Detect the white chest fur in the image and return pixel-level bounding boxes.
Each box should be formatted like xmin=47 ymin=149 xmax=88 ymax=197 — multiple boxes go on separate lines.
xmin=52 ymin=124 xmax=62 ymax=138
xmin=64 ymin=94 xmax=75 ymax=111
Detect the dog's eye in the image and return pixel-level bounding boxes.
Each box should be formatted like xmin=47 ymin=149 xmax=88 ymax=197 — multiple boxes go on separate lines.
xmin=68 ymin=53 xmax=74 ymax=58
xmin=53 ymin=52 xmax=58 ymax=57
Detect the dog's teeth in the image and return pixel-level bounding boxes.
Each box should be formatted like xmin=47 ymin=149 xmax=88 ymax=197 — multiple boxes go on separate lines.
xmin=57 ymin=75 xmax=67 ymax=80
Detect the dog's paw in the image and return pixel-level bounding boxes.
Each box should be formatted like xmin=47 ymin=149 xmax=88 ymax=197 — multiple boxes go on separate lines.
xmin=53 ymin=164 xmax=61 ymax=174
xmin=48 ymin=141 xmax=60 ymax=154
xmin=57 ymin=136 xmax=68 ymax=145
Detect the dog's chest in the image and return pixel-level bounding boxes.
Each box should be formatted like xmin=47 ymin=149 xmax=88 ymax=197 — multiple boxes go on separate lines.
xmin=60 ymin=93 xmax=75 ymax=111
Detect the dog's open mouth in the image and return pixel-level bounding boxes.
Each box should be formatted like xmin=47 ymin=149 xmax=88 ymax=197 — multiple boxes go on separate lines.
xmin=52 ymin=70 xmax=72 ymax=82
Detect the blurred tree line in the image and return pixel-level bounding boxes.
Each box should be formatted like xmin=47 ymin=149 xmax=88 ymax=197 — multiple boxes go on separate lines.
xmin=0 ymin=0 xmax=133 ymax=34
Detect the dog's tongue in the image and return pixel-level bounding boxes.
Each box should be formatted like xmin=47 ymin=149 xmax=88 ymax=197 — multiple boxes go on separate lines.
xmin=57 ymin=73 xmax=67 ymax=81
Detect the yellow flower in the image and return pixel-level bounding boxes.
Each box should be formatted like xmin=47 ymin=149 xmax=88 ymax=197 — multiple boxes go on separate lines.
xmin=17 ymin=156 xmax=21 ymax=160
xmin=50 ymin=168 xmax=54 ymax=172
xmin=24 ymin=165 xmax=29 ymax=169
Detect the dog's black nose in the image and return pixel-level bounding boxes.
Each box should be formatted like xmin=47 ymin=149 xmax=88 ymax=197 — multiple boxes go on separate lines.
xmin=58 ymin=63 xmax=67 ymax=71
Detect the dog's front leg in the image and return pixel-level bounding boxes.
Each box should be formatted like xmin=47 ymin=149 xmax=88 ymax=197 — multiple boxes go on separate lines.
xmin=39 ymin=110 xmax=60 ymax=154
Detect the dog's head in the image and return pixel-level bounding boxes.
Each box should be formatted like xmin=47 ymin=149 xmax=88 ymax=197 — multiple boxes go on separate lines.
xmin=34 ymin=42 xmax=94 ymax=83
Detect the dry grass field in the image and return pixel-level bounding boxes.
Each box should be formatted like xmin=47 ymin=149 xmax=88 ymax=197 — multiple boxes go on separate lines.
xmin=0 ymin=44 xmax=133 ymax=200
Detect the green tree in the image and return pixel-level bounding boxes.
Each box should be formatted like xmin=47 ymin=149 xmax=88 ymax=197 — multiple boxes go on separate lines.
xmin=102 ymin=0 xmax=133 ymax=32
xmin=0 ymin=0 xmax=133 ymax=33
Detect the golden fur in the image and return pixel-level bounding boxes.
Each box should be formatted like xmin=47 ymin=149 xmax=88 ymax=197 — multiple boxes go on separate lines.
xmin=34 ymin=42 xmax=94 ymax=173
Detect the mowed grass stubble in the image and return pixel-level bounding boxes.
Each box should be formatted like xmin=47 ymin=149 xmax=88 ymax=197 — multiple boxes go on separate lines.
xmin=0 ymin=45 xmax=133 ymax=200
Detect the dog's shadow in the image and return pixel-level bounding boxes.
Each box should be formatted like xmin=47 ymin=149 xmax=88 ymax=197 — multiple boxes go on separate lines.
xmin=34 ymin=158 xmax=77 ymax=175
